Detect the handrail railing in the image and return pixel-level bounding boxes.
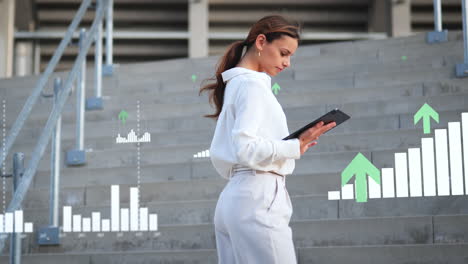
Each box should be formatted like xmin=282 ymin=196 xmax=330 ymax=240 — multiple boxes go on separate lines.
xmin=0 ymin=0 xmax=91 ymax=170
xmin=0 ymin=0 xmax=110 ymax=256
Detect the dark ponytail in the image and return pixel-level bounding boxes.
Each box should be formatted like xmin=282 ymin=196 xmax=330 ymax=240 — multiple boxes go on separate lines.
xmin=199 ymin=15 xmax=301 ymax=120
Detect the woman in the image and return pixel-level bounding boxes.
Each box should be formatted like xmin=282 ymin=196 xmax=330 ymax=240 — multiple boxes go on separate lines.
xmin=199 ymin=15 xmax=336 ymax=264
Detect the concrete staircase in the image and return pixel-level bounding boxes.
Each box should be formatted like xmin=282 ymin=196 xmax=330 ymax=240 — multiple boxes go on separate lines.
xmin=1 ymin=31 xmax=468 ymax=263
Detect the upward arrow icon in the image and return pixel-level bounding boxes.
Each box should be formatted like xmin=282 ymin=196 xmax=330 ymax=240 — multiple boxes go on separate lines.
xmin=272 ymin=83 xmax=281 ymax=95
xmin=342 ymin=153 xmax=380 ymax=203
xmin=414 ymin=103 xmax=439 ymax=134
xmin=118 ymin=110 xmax=129 ymax=125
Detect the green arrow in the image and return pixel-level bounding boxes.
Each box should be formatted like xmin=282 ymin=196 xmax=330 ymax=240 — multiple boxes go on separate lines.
xmin=272 ymin=82 xmax=281 ymax=95
xmin=401 ymin=55 xmax=407 ymax=61
xmin=414 ymin=103 xmax=439 ymax=134
xmin=118 ymin=110 xmax=128 ymax=125
xmin=191 ymin=74 xmax=197 ymax=82
xmin=342 ymin=152 xmax=380 ymax=203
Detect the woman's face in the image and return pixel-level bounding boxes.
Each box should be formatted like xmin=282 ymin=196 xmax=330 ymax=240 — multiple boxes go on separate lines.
xmin=256 ymin=34 xmax=298 ymax=77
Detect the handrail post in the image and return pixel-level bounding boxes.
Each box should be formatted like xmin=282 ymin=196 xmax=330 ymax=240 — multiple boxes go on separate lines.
xmin=37 ymin=79 xmax=62 ymax=246
xmin=426 ymin=0 xmax=448 ymax=43
xmin=66 ymin=28 xmax=87 ymax=166
xmin=10 ymin=152 xmax=24 ymax=264
xmin=456 ymin=0 xmax=468 ymax=77
xmin=50 ymin=78 xmax=62 ymax=227
xmin=103 ymin=0 xmax=114 ymax=76
xmin=86 ymin=0 xmax=104 ymax=110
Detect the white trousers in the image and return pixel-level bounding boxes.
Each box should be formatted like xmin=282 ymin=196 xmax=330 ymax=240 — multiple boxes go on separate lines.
xmin=214 ymin=169 xmax=297 ymax=264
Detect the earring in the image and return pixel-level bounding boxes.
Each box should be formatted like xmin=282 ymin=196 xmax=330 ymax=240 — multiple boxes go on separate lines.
xmin=258 ymin=51 xmax=261 ymax=57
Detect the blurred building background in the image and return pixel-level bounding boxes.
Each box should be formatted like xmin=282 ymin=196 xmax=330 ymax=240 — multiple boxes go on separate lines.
xmin=0 ymin=0 xmax=465 ymax=78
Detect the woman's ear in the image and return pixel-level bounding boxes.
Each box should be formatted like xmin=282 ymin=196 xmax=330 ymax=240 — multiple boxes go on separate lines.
xmin=255 ymin=34 xmax=266 ymax=51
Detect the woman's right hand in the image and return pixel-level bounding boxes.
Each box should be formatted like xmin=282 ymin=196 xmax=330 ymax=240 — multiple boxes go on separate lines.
xmin=298 ymin=121 xmax=336 ymax=155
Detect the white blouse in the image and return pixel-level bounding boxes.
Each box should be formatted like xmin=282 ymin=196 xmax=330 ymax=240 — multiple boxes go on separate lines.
xmin=209 ymin=67 xmax=301 ymax=179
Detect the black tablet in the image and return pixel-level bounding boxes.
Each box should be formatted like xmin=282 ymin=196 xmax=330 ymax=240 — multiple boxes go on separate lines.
xmin=283 ymin=109 xmax=350 ymax=140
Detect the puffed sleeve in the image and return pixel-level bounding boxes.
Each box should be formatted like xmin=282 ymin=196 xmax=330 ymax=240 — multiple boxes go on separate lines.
xmin=231 ymin=79 xmax=301 ymax=169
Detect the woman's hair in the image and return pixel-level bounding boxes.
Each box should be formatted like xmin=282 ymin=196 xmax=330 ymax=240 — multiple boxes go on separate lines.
xmin=199 ymin=15 xmax=301 ymax=120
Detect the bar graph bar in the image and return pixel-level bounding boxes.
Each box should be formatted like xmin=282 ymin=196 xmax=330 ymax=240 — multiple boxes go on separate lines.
xmin=448 ymin=122 xmax=464 ymax=195
xmin=149 ymin=214 xmax=158 ymax=231
xmin=368 ymin=175 xmax=381 ymax=199
xmin=0 ymin=215 xmax=4 ymax=233
xmin=24 ymin=223 xmax=33 ymax=233
xmin=111 ymin=185 xmax=120 ymax=232
xmin=5 ymin=213 xmax=13 ymax=233
xmin=342 ymin=184 xmax=354 ymax=200
xmin=92 ymin=212 xmax=101 ymax=232
xmin=408 ymin=148 xmax=423 ymax=197
xmin=140 ymin=208 xmax=148 ymax=231
xmin=83 ymin=218 xmax=91 ymax=232
xmin=435 ymin=129 xmax=450 ymax=196
xmin=382 ymin=168 xmax=395 ymax=198
xmin=327 ymin=191 xmax=340 ymax=200
xmin=422 ymin=138 xmax=436 ymax=196
xmin=102 ymin=219 xmax=110 ymax=232
xmin=463 ymin=113 xmax=468 ymax=193
xmin=73 ymin=215 xmax=81 ymax=232
xmin=14 ymin=210 xmax=23 ymax=233
xmin=63 ymin=206 xmax=72 ymax=232
xmin=121 ymin=208 xmax=129 ymax=232
xmin=130 ymin=187 xmax=139 ymax=231
xmin=395 ymin=153 xmax=409 ymax=197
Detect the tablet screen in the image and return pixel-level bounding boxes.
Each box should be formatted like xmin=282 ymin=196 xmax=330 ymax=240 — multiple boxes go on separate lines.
xmin=283 ymin=109 xmax=350 ymax=140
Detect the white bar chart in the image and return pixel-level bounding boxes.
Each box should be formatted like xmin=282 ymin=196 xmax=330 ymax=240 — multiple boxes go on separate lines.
xmin=193 ymin=149 xmax=210 ymax=158
xmin=116 ymin=130 xmax=151 ymax=144
xmin=62 ymin=185 xmax=159 ymax=233
xmin=0 ymin=210 xmax=34 ymax=234
xmin=328 ymin=112 xmax=467 ymax=201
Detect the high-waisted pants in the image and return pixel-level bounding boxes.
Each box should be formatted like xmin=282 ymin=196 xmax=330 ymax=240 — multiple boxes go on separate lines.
xmin=214 ymin=168 xmax=297 ymax=264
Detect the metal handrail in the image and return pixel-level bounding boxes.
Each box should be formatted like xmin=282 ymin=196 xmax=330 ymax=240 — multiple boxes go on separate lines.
xmin=15 ymin=30 xmax=387 ymax=41
xmin=0 ymin=0 xmax=109 ymax=254
xmin=0 ymin=0 xmax=92 ymax=170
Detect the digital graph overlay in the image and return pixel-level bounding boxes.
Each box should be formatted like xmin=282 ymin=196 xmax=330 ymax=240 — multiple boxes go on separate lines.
xmin=328 ymin=112 xmax=468 ymax=202
xmin=62 ymin=185 xmax=158 ymax=233
xmin=116 ymin=129 xmax=151 ymax=144
xmin=60 ymin=101 xmax=158 ymax=235
xmin=0 ymin=211 xmax=34 ymax=234
xmin=116 ymin=107 xmax=151 ymax=144
xmin=193 ymin=149 xmax=210 ymax=159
